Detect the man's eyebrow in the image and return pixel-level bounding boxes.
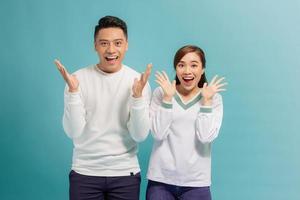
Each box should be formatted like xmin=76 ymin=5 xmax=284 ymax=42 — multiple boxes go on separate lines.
xmin=98 ymin=39 xmax=124 ymax=41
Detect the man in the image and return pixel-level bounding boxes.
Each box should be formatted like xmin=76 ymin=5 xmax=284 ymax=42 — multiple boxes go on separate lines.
xmin=54 ymin=16 xmax=152 ymax=200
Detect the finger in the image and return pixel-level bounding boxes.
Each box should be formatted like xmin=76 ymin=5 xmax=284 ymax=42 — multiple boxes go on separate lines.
xmin=58 ymin=67 xmax=68 ymax=82
xmin=62 ymin=68 xmax=72 ymax=82
xmin=155 ymin=75 xmax=165 ymax=84
xmin=155 ymin=79 xmax=162 ymax=84
xmin=203 ymin=82 xmax=208 ymax=88
xmin=132 ymin=78 xmax=138 ymax=89
xmin=162 ymin=71 xmax=170 ymax=82
xmin=155 ymin=79 xmax=163 ymax=87
xmin=155 ymin=72 xmax=165 ymax=82
xmin=54 ymin=59 xmax=66 ymax=72
xmin=145 ymin=63 xmax=153 ymax=75
xmin=216 ymin=82 xmax=228 ymax=88
xmin=215 ymin=77 xmax=226 ymax=85
xmin=54 ymin=59 xmax=62 ymax=69
xmin=142 ymin=71 xmax=149 ymax=83
xmin=140 ymin=73 xmax=145 ymax=83
xmin=156 ymin=71 xmax=164 ymax=79
xmin=141 ymin=63 xmax=152 ymax=83
xmin=209 ymin=75 xmax=218 ymax=85
xmin=135 ymin=77 xmax=139 ymax=84
xmin=54 ymin=59 xmax=70 ymax=79
xmin=216 ymin=88 xmax=227 ymax=92
xmin=142 ymin=72 xmax=147 ymax=83
xmin=172 ymin=80 xmax=176 ymax=88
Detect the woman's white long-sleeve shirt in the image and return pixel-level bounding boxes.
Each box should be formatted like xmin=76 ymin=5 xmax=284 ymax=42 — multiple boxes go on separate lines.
xmin=63 ymin=64 xmax=151 ymax=176
xmin=147 ymin=87 xmax=223 ymax=187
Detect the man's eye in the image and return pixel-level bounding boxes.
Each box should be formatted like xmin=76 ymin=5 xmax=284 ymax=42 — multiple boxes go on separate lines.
xmin=100 ymin=42 xmax=108 ymax=46
xmin=115 ymin=41 xmax=122 ymax=46
xmin=191 ymin=64 xmax=198 ymax=68
xmin=177 ymin=64 xmax=184 ymax=68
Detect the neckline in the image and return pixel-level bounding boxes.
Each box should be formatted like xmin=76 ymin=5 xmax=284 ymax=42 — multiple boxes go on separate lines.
xmin=174 ymin=90 xmax=202 ymax=110
xmin=94 ymin=64 xmax=124 ymax=76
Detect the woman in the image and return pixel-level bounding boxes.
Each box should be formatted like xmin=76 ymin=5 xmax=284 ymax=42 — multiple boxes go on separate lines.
xmin=146 ymin=45 xmax=227 ymax=200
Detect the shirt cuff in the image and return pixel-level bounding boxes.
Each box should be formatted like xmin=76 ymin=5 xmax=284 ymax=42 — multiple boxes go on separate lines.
xmin=65 ymin=90 xmax=81 ymax=104
xmin=161 ymin=101 xmax=173 ymax=109
xmin=130 ymin=96 xmax=146 ymax=108
xmin=200 ymin=106 xmax=213 ymax=113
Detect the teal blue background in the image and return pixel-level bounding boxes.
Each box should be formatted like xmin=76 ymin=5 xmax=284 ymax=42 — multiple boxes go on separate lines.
xmin=1 ymin=0 xmax=299 ymax=199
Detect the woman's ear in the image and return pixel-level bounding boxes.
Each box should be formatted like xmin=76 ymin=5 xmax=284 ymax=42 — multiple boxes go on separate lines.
xmin=201 ymin=69 xmax=205 ymax=75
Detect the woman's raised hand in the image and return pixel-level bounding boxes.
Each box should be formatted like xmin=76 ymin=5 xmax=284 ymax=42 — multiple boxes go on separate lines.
xmin=155 ymin=71 xmax=176 ymax=102
xmin=201 ymin=75 xmax=227 ymax=105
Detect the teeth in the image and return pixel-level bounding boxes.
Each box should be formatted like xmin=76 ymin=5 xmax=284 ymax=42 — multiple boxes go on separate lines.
xmin=105 ymin=56 xmax=118 ymax=62
xmin=183 ymin=77 xmax=194 ymax=80
xmin=106 ymin=56 xmax=118 ymax=59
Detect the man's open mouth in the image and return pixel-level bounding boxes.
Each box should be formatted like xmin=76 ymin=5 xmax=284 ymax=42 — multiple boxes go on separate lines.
xmin=105 ymin=55 xmax=119 ymax=61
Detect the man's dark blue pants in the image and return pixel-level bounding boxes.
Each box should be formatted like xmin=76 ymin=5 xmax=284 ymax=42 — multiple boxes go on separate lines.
xmin=69 ymin=170 xmax=141 ymax=200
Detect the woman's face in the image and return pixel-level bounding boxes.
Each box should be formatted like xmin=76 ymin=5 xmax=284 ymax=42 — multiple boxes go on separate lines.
xmin=176 ymin=52 xmax=204 ymax=92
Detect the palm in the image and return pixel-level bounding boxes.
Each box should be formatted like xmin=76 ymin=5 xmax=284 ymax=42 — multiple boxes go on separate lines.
xmin=54 ymin=59 xmax=79 ymax=92
xmin=132 ymin=63 xmax=152 ymax=98
xmin=201 ymin=85 xmax=218 ymax=99
xmin=65 ymin=74 xmax=79 ymax=92
xmin=202 ymin=75 xmax=227 ymax=99
xmin=132 ymin=81 xmax=144 ymax=96
xmin=155 ymin=71 xmax=176 ymax=98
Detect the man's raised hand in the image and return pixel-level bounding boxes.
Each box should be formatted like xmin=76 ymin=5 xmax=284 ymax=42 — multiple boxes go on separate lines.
xmin=54 ymin=59 xmax=79 ymax=93
xmin=132 ymin=63 xmax=152 ymax=98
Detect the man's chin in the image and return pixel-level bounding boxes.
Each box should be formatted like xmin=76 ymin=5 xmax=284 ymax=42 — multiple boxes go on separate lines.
xmin=100 ymin=62 xmax=122 ymax=73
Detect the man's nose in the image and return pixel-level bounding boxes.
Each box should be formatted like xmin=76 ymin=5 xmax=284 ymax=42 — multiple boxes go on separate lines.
xmin=107 ymin=42 xmax=116 ymax=53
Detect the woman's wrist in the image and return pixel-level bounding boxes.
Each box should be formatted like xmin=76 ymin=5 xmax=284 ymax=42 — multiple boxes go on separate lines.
xmin=201 ymin=97 xmax=212 ymax=106
xmin=163 ymin=95 xmax=173 ymax=102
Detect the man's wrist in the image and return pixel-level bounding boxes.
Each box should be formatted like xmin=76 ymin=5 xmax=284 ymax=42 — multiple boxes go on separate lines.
xmin=69 ymin=88 xmax=79 ymax=93
xmin=132 ymin=93 xmax=142 ymax=98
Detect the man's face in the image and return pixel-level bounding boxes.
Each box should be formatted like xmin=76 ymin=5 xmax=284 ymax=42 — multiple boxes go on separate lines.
xmin=94 ymin=27 xmax=128 ymax=73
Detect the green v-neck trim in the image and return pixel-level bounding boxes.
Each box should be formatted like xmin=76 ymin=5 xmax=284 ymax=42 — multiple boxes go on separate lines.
xmin=174 ymin=91 xmax=202 ymax=110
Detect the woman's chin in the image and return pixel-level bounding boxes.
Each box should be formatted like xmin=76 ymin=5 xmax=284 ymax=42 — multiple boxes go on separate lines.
xmin=180 ymin=84 xmax=197 ymax=92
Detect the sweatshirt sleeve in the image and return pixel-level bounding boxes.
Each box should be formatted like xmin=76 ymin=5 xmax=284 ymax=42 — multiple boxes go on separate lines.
xmin=195 ymin=93 xmax=223 ymax=143
xmin=127 ymin=82 xmax=151 ymax=142
xmin=62 ymin=85 xmax=86 ymax=139
xmin=149 ymin=87 xmax=173 ymax=141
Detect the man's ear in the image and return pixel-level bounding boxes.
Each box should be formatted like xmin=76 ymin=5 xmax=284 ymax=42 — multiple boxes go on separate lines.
xmin=125 ymin=41 xmax=128 ymax=51
xmin=94 ymin=41 xmax=97 ymax=51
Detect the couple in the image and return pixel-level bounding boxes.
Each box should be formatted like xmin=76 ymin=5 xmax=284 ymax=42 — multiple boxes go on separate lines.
xmin=55 ymin=16 xmax=226 ymax=200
